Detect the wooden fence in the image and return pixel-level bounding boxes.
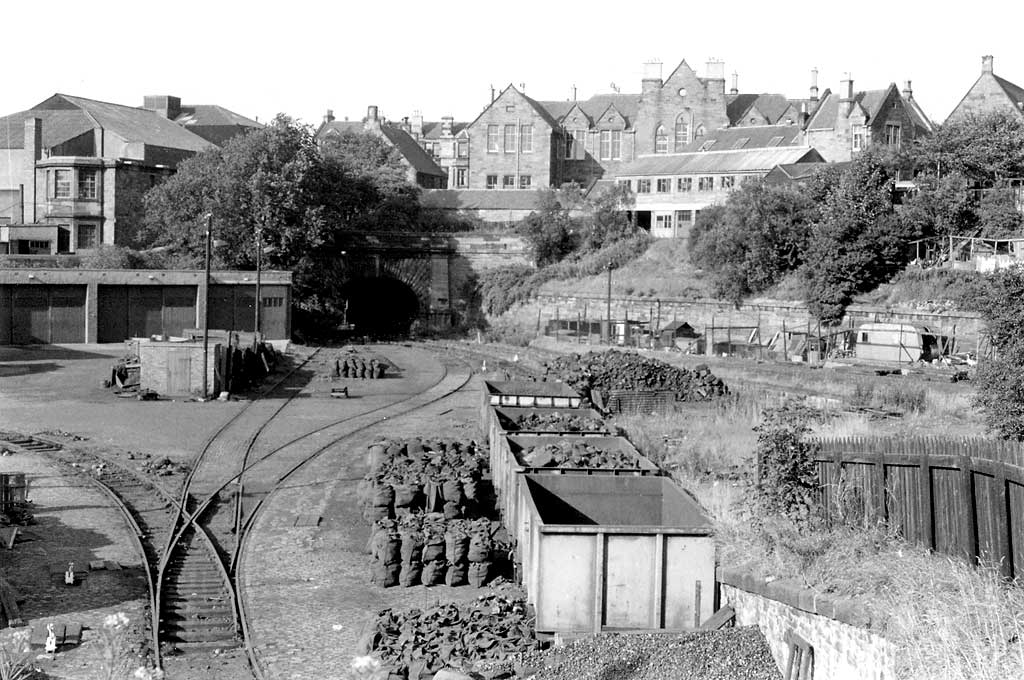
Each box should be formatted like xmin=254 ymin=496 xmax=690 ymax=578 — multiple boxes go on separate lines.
xmin=813 ymin=437 xmax=1024 ymax=580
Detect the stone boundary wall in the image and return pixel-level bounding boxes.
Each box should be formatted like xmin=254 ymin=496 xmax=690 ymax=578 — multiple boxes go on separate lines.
xmin=508 ymin=294 xmax=982 ymax=344
xmin=718 ymin=567 xmax=896 ymax=680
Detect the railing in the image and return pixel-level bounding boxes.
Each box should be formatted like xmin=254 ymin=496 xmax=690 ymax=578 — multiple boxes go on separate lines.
xmin=813 ymin=436 xmax=1024 ymax=580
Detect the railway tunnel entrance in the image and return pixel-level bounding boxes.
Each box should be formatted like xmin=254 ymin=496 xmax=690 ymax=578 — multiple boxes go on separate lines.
xmin=338 ymin=276 xmax=420 ymax=338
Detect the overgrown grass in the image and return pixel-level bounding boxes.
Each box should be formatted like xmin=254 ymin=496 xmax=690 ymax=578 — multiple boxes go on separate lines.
xmin=857 ymin=267 xmax=984 ymax=310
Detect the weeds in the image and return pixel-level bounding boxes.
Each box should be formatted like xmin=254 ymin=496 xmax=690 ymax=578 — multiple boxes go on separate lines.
xmin=0 ymin=630 xmax=36 ymax=680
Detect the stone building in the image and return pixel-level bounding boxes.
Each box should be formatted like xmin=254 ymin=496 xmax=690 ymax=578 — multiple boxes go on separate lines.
xmin=0 ymin=94 xmax=220 ymax=254
xmin=142 ymin=95 xmax=262 ymax=146
xmin=315 ymin=107 xmax=448 ymax=189
xmin=400 ymin=113 xmax=471 ymax=189
xmin=947 ymin=55 xmax=1024 ymax=122
xmin=803 ymin=76 xmax=932 ymax=162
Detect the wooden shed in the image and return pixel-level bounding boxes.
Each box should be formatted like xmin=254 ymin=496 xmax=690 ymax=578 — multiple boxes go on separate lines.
xmin=854 ymin=322 xmax=942 ymax=363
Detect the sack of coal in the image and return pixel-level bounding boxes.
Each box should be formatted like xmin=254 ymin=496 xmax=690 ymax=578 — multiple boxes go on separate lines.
xmin=441 ymin=478 xmax=465 ymax=506
xmin=399 ymin=560 xmax=422 ymax=588
xmin=442 ymin=501 xmax=462 ymax=520
xmin=367 ymin=445 xmax=388 ymax=472
xmin=400 ymin=531 xmax=424 ymax=564
xmin=371 ymin=561 xmax=401 ymax=588
xmin=422 ymin=533 xmax=446 ymax=563
xmin=421 ymin=559 xmax=446 ymax=586
xmin=467 ymin=533 xmax=493 ymax=563
xmin=374 ymin=531 xmax=402 ymax=565
xmin=363 ymin=504 xmax=391 ymax=523
xmin=445 ymin=529 xmax=469 ymax=564
xmin=468 ymin=560 xmax=491 ymax=588
xmin=445 ymin=561 xmax=468 ymax=587
xmin=394 ymin=484 xmax=421 ymax=511
xmin=371 ymin=483 xmax=395 ymax=509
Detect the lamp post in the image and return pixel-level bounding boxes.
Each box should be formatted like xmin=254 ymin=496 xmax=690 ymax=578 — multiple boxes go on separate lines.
xmin=254 ymin=228 xmax=262 ymax=341
xmin=202 ymin=213 xmax=213 ymax=399
xmin=605 ymin=261 xmax=613 ymax=345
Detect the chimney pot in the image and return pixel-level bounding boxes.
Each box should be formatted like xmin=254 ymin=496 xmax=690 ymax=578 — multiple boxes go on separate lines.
xmin=730 ymin=71 xmax=739 ymax=95
xmin=810 ymin=67 xmax=820 ymax=101
xmin=982 ymin=55 xmax=994 ymax=73
xmin=902 ymin=80 xmax=913 ymax=100
xmin=324 ymin=109 xmax=335 ymax=124
xmin=840 ymin=73 xmax=854 ymax=101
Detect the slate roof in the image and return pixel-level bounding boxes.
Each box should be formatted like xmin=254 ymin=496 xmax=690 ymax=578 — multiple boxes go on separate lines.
xmin=806 ymin=86 xmax=891 ymax=130
xmin=726 ymin=93 xmax=802 ymax=126
xmin=994 ymin=75 xmax=1024 ymax=109
xmin=380 ymin=127 xmax=447 ymax=177
xmin=421 ymin=190 xmax=549 ymax=211
xmin=420 ymin=121 xmax=470 ymax=139
xmin=765 ymin=161 xmax=849 ymax=182
xmin=174 ymin=105 xmax=261 ymax=129
xmin=677 ymin=124 xmax=805 ymax=153
xmin=0 ymin=109 xmax=93 ymax=149
xmin=537 ymin=93 xmax=642 ymax=127
xmin=616 ymin=147 xmax=824 ymax=177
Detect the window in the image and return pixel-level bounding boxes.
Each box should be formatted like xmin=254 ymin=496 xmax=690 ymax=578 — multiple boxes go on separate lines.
xmin=860 ymin=332 xmax=869 ymax=343
xmin=505 ymin=105 xmax=516 ymax=113
xmin=519 ymin=175 xmax=532 ymax=189
xmin=674 ymin=117 xmax=690 ymax=151
xmin=486 ymin=174 xmax=498 ymax=189
xmin=885 ymin=124 xmax=901 ymax=149
xmin=28 ymin=240 xmax=49 ymax=250
xmin=694 ymin=124 xmax=706 ymax=140
xmin=53 ymin=169 xmax=71 ymax=198
xmin=504 ymin=124 xmax=517 ymax=153
xmin=573 ymin=129 xmax=586 ymax=159
xmin=677 ymin=177 xmax=692 ymax=192
xmin=656 ymin=178 xmax=671 ymax=193
xmin=655 ymin=214 xmax=673 ymax=230
xmin=698 ymin=139 xmax=716 ymax=152
xmin=698 ymin=176 xmax=714 ymax=191
xmin=767 ymin=135 xmax=785 ymax=147
xmin=455 ymin=168 xmax=468 ymax=187
xmin=732 ymin=138 xmax=749 ymax=150
xmin=502 ymin=174 xmax=516 ymax=189
xmin=487 ymin=125 xmax=499 ymax=152
xmin=611 ymin=130 xmax=622 ymax=159
xmin=618 ymin=179 xmax=632 ymax=191
xmin=262 ymin=297 xmax=284 ymax=308
xmin=721 ymin=176 xmax=736 ymax=189
xmin=637 ymin=179 xmax=651 ymax=193
xmin=654 ymin=125 xmax=668 ymax=154
xmin=675 ymin=210 xmax=693 ymax=224
xmin=852 ymin=125 xmax=866 ymax=151
xmin=600 ymin=130 xmax=611 ymax=160
xmin=78 ymin=169 xmax=98 ymax=199
xmin=457 ymin=141 xmax=469 ymax=158
xmin=76 ymin=223 xmax=98 ymax=249
xmin=520 ymin=125 xmax=533 ymax=152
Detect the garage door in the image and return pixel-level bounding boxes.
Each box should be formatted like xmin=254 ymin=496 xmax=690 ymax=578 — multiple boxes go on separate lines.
xmin=260 ymin=285 xmax=289 ymax=339
xmin=12 ymin=288 xmax=50 ymax=344
xmin=0 ymin=286 xmax=10 ymax=344
xmin=209 ymin=286 xmax=236 ymax=332
xmin=162 ymin=287 xmax=197 ymax=337
xmin=98 ymin=285 xmax=129 ymax=343
xmin=128 ymin=287 xmax=163 ymax=338
xmin=48 ymin=286 xmax=86 ymax=343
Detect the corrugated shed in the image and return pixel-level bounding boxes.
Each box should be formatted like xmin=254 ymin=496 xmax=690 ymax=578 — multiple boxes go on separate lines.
xmin=617 ymin=147 xmax=824 ymax=177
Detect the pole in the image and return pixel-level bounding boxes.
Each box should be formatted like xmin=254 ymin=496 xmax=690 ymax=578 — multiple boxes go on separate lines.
xmin=202 ymin=214 xmax=212 ymax=400
xmin=255 ymin=228 xmax=262 ymax=343
xmin=605 ymin=263 xmax=612 ymax=344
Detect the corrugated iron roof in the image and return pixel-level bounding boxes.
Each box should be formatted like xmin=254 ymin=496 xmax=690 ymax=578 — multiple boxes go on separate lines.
xmin=617 ymin=147 xmax=824 ymax=176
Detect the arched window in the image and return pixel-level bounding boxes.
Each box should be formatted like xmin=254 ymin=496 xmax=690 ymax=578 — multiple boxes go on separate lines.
xmin=654 ymin=125 xmax=669 ymax=154
xmin=694 ymin=124 xmax=706 ymax=140
xmin=674 ymin=116 xmax=690 ymax=151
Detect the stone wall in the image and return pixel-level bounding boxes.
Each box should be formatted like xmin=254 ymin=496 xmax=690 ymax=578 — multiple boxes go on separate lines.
xmin=719 ymin=568 xmax=896 ymax=680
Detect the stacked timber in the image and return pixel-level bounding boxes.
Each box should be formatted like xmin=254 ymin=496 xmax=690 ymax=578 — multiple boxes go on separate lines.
xmin=359 ymin=592 xmax=539 ymax=678
xmin=545 ymin=350 xmax=728 ymax=406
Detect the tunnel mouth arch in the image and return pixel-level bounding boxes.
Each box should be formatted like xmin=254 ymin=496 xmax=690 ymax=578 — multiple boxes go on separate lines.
xmin=338 ymin=276 xmax=420 ymax=339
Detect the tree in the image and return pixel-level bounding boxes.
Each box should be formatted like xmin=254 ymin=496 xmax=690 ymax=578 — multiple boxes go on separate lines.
xmin=801 ymin=152 xmax=916 ymax=324
xmin=973 ymin=265 xmax=1024 ymax=440
xmin=910 ymin=111 xmax=1024 ymax=182
xmin=576 ymin=182 xmax=637 ymax=252
xmin=519 ymin=188 xmax=578 ymax=267
xmin=689 ymin=179 xmax=816 ymax=304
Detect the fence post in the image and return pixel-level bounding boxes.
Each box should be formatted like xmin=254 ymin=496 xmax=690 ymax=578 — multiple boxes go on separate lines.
xmin=920 ymin=451 xmax=935 ymax=551
xmin=994 ymin=461 xmax=1013 ymax=579
xmin=960 ymin=454 xmax=978 ymax=564
xmin=782 ymin=320 xmax=788 ymax=360
xmin=874 ymin=450 xmax=888 ymax=523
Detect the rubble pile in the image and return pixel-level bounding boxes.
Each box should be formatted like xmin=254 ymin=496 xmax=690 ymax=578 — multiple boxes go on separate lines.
xmin=509 ymin=412 xmax=607 ymax=433
xmin=545 ymin=351 xmax=728 ymax=403
xmin=357 ymin=439 xmax=491 ymax=522
xmin=517 ymin=440 xmax=643 ymax=470
xmin=361 ymin=592 xmax=540 ymax=678
xmin=510 ymin=627 xmax=781 ymax=680
xmin=367 ymin=514 xmax=511 ymax=589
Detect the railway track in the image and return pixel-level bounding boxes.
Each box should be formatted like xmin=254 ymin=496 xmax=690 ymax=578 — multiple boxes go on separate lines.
xmin=2 ymin=344 xmax=474 ymax=679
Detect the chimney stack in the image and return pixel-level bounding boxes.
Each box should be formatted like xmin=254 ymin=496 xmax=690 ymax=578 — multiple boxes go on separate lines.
xmin=982 ymin=55 xmax=994 ymax=74
xmin=810 ymin=67 xmax=819 ymax=101
xmin=572 ymin=84 xmax=577 ymax=102
xmin=902 ymin=80 xmax=913 ymax=100
xmin=324 ymin=109 xmax=335 ymax=124
xmin=490 ymin=85 xmax=496 ymax=104
xmin=24 ymin=118 xmax=42 ymax=162
xmin=643 ymin=60 xmax=664 ymax=97
xmin=441 ymin=116 xmax=454 ymax=137
xmin=730 ymin=71 xmax=739 ymax=95
xmin=840 ymin=73 xmax=854 ymax=101
xmin=705 ymin=59 xmax=725 ymax=80
xmin=365 ymin=105 xmax=381 ymax=132
xmin=410 ymin=110 xmax=424 ymax=137
xmin=143 ymin=95 xmax=181 ymax=120
xmin=799 ymin=102 xmax=809 ymax=129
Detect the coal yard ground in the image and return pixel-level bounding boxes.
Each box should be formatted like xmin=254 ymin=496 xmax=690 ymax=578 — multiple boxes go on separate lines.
xmin=0 ymin=342 xmax=781 ymax=680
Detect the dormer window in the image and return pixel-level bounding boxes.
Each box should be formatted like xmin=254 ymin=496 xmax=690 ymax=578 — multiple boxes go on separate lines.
xmin=732 ymin=138 xmax=749 ymax=150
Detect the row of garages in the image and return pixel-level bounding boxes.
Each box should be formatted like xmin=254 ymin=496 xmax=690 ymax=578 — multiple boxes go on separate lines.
xmin=0 ymin=278 xmax=291 ymax=344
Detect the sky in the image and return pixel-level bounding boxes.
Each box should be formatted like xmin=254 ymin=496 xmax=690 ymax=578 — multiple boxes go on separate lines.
xmin=6 ymin=1 xmax=1024 ymax=129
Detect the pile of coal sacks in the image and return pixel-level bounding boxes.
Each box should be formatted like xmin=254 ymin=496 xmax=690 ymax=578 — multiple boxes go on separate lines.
xmin=357 ymin=439 xmax=491 ymax=522
xmin=517 ymin=440 xmax=642 ymax=470
xmin=367 ymin=515 xmax=511 ymax=588
xmin=505 ymin=627 xmax=781 ymax=680
xmin=509 ymin=411 xmax=607 ymax=433
xmin=333 ymin=353 xmax=388 ymax=379
xmin=545 ymin=350 xmax=728 ymax=403
xmin=360 ymin=592 xmax=540 ymax=679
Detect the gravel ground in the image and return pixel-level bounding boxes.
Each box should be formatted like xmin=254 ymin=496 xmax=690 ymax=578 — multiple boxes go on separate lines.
xmin=513 ymin=627 xmax=781 ymax=680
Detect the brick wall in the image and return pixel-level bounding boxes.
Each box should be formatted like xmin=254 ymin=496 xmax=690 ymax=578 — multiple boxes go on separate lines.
xmin=719 ymin=568 xmax=896 ymax=680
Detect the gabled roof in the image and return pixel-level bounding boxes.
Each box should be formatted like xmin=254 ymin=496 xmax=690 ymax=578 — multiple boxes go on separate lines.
xmin=34 ymin=94 xmax=212 ymax=152
xmin=764 ymin=161 xmax=850 ymax=183
xmin=994 ymin=74 xmax=1024 ymax=109
xmin=677 ymin=124 xmax=805 ymax=153
xmin=617 ymin=147 xmax=824 ymax=177
xmin=0 ymin=109 xmax=93 ymax=149
xmin=174 ymin=105 xmax=260 ymax=129
xmin=537 ymin=93 xmax=641 ymax=128
xmin=467 ymin=85 xmax=560 ymax=130
xmin=421 ymin=189 xmax=550 ymax=211
xmin=379 ymin=127 xmax=447 ymax=178
xmin=420 ymin=121 xmax=470 ymax=139
xmin=805 ymin=85 xmax=902 ymax=131
xmin=727 ymin=94 xmax=802 ymax=126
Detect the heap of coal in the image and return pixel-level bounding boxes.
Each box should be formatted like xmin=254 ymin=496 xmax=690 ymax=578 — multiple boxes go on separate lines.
xmin=545 ymin=350 xmax=728 ymax=402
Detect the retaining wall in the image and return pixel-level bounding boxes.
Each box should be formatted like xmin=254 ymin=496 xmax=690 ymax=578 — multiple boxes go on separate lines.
xmin=718 ymin=567 xmax=896 ymax=680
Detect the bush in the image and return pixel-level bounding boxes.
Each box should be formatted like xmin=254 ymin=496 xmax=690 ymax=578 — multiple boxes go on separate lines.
xmin=750 ymin=407 xmax=821 ymax=525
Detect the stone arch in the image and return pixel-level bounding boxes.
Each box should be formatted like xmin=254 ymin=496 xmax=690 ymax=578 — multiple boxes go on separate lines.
xmin=674 ymin=114 xmax=691 ymax=151
xmin=654 ymin=124 xmax=669 ymax=154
